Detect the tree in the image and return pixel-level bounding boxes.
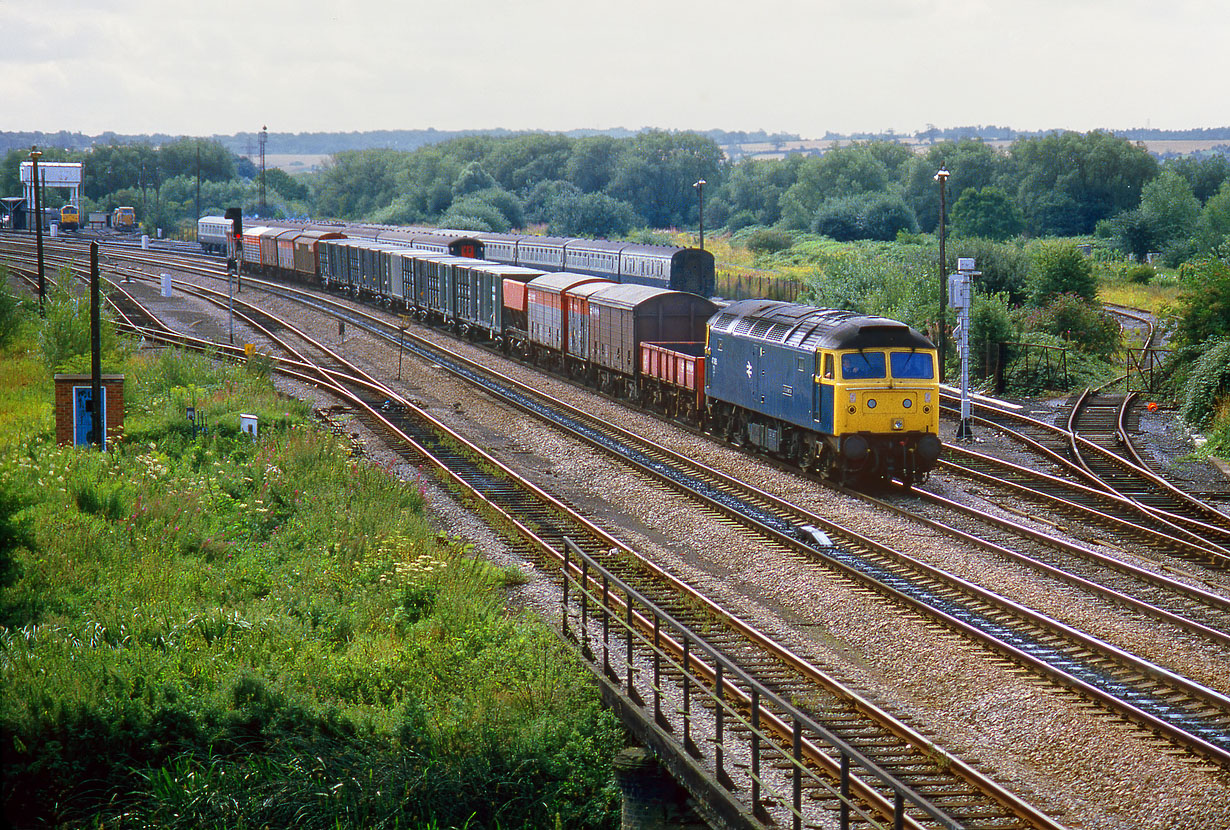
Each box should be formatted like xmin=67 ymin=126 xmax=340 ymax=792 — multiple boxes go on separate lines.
xmin=156 ymin=138 xmax=235 ymax=183
xmin=606 ymin=131 xmax=723 ymax=228
xmin=452 ymin=161 xmax=498 ymax=198
xmin=780 ymin=144 xmax=892 ymax=229
xmin=1165 ymin=155 xmax=1230 ymax=204
xmin=486 ymin=133 xmax=573 ymax=193
xmin=441 ymin=188 xmax=523 ymax=232
xmin=1028 ymin=241 xmax=1097 ymax=305
xmin=565 ymin=135 xmax=622 ymax=193
xmin=1139 ymin=171 xmax=1200 ymax=264
xmin=262 ymin=168 xmax=309 ymax=202
xmin=902 ymin=139 xmax=1007 ymax=232
xmin=718 ymin=157 xmax=799 ymax=227
xmin=523 ymin=180 xmax=581 ymax=224
xmin=1105 ymin=208 xmax=1159 ymax=263
xmin=314 ymin=149 xmax=404 ymax=219
xmin=950 ymin=186 xmax=1023 ymax=240
xmin=548 ymin=192 xmax=637 ymax=237
xmin=1196 ymin=181 xmax=1230 ymax=253
xmin=1010 ymin=131 xmax=1158 ymax=235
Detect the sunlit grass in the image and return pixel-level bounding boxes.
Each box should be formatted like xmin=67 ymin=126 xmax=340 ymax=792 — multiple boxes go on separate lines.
xmin=1097 ymin=278 xmax=1182 ymax=315
xmin=0 ymin=342 xmax=621 ymax=828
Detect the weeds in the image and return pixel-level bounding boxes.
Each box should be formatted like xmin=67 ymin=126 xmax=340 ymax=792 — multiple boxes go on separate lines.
xmin=0 ymin=338 xmax=620 ymax=828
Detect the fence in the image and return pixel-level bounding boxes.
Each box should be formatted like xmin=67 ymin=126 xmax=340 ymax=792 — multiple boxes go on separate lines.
xmin=559 ymin=538 xmax=962 ymax=830
xmin=714 ymin=269 xmax=803 ymax=302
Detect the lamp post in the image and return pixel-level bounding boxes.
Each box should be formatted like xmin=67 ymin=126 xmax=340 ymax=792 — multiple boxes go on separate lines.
xmin=693 ymin=179 xmax=706 ymax=251
xmin=933 ymin=165 xmax=949 ymax=383
xmin=30 ymin=147 xmax=45 ymax=316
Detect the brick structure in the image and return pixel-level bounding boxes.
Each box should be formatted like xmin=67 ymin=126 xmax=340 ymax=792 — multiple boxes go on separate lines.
xmin=54 ymin=374 xmax=125 ymax=448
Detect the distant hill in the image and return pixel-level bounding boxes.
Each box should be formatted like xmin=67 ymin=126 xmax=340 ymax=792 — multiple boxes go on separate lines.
xmin=4 ymin=126 xmax=1228 ymax=158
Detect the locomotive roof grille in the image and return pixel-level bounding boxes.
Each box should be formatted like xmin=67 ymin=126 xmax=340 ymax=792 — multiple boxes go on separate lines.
xmin=708 ymin=299 xmax=934 ymax=351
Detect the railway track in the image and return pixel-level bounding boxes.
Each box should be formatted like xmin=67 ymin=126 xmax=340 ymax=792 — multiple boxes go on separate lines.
xmin=8 ymin=235 xmax=1230 ymax=825
xmin=939 ymin=395 xmax=1230 ymax=565
xmin=0 ymin=238 xmax=1067 ymax=830
xmin=145 ymin=262 xmax=1230 ymax=773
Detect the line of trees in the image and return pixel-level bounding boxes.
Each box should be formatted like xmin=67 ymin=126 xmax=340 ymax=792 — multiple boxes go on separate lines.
xmin=7 ymin=128 xmax=1230 ymax=265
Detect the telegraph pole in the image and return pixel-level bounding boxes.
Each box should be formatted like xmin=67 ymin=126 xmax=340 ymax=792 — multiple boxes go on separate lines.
xmin=30 ymin=147 xmax=46 ymax=315
xmin=259 ymin=126 xmax=268 ymax=216
xmin=90 ymin=242 xmax=103 ymax=449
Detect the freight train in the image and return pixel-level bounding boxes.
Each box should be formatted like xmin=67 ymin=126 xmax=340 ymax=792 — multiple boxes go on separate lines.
xmin=223 ymin=219 xmax=941 ymax=485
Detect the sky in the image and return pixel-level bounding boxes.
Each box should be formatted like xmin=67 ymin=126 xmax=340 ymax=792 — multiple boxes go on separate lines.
xmin=1 ymin=0 xmax=1225 ymax=139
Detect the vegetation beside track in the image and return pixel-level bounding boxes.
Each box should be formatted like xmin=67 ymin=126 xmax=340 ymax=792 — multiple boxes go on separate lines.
xmin=0 ymin=275 xmax=621 ymax=829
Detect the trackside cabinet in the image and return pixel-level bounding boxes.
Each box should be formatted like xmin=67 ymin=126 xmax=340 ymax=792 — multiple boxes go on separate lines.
xmin=54 ymin=374 xmax=125 ymax=449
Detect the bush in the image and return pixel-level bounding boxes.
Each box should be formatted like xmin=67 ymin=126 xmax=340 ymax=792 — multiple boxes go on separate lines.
xmin=37 ymin=280 xmax=132 ymax=373
xmin=1171 ymin=256 xmax=1230 ymax=346
xmin=744 ymin=228 xmax=794 ymax=255
xmin=1015 ymin=293 xmax=1121 ymax=358
xmin=950 ymin=238 xmax=1030 ymax=304
xmin=1181 ymin=338 xmax=1230 ymax=428
xmin=811 ymin=194 xmax=917 ymax=242
xmin=969 ymin=292 xmax=1016 ymax=381
xmin=861 ymin=195 xmax=919 ymax=241
xmin=1027 ymin=240 xmax=1097 ymax=305
xmin=1126 ymin=263 xmax=1156 ymax=284
xmin=548 ymin=191 xmax=638 ymax=238
xmin=725 ymin=210 xmax=759 ymax=233
xmin=811 ymin=196 xmax=864 ymax=241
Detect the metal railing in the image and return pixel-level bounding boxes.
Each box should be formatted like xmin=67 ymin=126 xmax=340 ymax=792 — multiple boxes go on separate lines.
xmin=560 ymin=538 xmax=964 ymax=830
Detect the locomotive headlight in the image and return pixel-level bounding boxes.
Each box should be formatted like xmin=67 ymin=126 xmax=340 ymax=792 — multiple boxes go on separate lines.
xmin=893 ymin=419 xmax=904 ymax=430
xmin=902 ymin=399 xmax=912 ymax=408
xmin=866 ymin=398 xmax=877 ymax=409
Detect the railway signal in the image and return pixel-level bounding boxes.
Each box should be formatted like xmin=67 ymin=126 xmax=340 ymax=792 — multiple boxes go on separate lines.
xmin=949 ymin=258 xmax=978 ymax=440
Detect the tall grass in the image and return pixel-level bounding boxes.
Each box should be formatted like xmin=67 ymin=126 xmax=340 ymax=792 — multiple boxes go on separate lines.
xmin=0 ymin=337 xmax=620 ymax=828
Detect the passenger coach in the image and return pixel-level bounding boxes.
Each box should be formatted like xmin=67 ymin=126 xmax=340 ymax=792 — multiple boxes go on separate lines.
xmin=197 ymin=215 xmax=234 ymax=255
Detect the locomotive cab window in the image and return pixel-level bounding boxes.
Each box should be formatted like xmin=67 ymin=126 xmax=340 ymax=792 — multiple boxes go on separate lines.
xmin=822 ymin=354 xmax=834 ymax=380
xmin=890 ymin=351 xmax=934 ymax=379
xmin=841 ymin=352 xmax=886 ymax=380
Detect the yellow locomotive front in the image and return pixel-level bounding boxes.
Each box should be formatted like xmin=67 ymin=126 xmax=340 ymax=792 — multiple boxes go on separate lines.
xmin=821 ymin=346 xmax=941 ymax=485
xmin=59 ymin=204 xmax=80 ymax=231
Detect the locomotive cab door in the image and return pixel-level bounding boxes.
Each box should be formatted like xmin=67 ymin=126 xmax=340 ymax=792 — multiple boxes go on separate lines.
xmin=815 ymin=352 xmax=835 ymax=434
